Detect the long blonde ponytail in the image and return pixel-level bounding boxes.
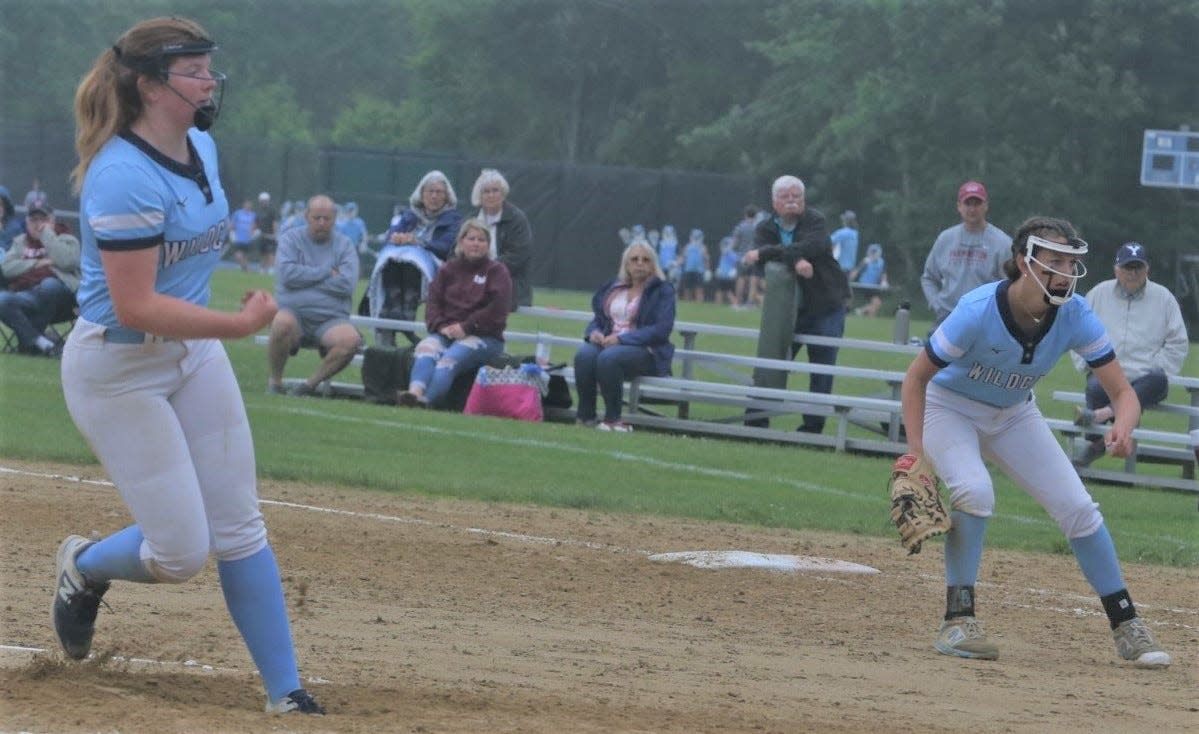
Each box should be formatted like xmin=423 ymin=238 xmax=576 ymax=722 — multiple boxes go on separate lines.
xmin=70 ymin=17 xmax=212 ymax=194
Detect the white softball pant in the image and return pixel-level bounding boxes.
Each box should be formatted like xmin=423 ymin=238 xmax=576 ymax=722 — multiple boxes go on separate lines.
xmin=922 ymin=382 xmax=1103 ymax=539
xmin=62 ymin=319 xmax=267 ymax=582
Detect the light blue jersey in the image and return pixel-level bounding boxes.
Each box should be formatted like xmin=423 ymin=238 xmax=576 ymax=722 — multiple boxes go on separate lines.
xmin=717 ymin=248 xmax=739 ymax=279
xmin=927 ymin=280 xmax=1113 ymax=408
xmin=857 ymin=257 xmax=885 ymax=285
xmin=830 ymin=226 xmax=858 ymax=271
xmin=77 ymin=130 xmax=228 ymax=328
xmin=682 ymin=242 xmax=706 ymax=273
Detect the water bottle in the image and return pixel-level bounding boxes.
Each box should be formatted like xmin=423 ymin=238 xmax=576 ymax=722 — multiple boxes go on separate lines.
xmin=535 ymin=332 xmax=551 ymax=367
xmin=893 ymin=301 xmax=911 ymax=345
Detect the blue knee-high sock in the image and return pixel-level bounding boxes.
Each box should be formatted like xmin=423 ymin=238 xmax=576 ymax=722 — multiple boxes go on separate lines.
xmin=944 ymin=511 xmax=988 ymax=586
xmin=217 ymin=545 xmax=300 ymax=702
xmin=76 ymin=524 xmax=156 ymax=584
xmin=1069 ymin=524 xmax=1125 ymax=597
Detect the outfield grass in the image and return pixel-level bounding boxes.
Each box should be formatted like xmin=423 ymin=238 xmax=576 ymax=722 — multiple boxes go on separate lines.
xmin=1 ymin=270 xmax=1195 ymax=568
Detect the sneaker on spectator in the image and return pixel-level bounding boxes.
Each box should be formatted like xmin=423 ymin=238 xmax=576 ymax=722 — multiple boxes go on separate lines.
xmin=597 ymin=421 xmax=633 ymax=433
xmin=575 ymin=418 xmax=598 ymax=427
xmin=266 ymin=688 xmax=326 ymax=714
xmin=287 ymin=382 xmax=315 ymax=397
xmin=1112 ymin=617 xmax=1171 ymax=669
xmin=1073 ymin=406 xmax=1095 ymax=427
xmin=266 ymin=383 xmax=287 ymax=395
xmin=1073 ymin=438 xmax=1106 ymax=468
xmin=934 ymin=616 xmax=999 ymax=660
xmin=397 ymin=390 xmax=427 ymax=409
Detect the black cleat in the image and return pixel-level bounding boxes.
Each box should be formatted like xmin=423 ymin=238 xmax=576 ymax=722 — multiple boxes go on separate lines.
xmin=266 ymin=688 xmax=326 ymax=714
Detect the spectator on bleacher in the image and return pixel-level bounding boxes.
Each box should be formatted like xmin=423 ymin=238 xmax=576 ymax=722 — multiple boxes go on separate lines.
xmin=0 ymin=186 xmax=24 ymax=254
xmin=266 ymin=195 xmax=363 ymax=397
xmin=850 ymin=243 xmax=889 ymax=317
xmin=397 ymin=219 xmax=511 ymax=409
xmin=24 ymin=180 xmax=49 ymax=212
xmin=714 ymin=236 xmax=739 ymax=305
xmin=679 ymin=228 xmax=709 ymax=302
xmin=228 ymin=199 xmax=257 ymax=272
xmin=900 ymin=216 xmax=1170 ymax=669
xmin=254 ymin=191 xmax=280 ymax=275
xmin=743 ymin=174 xmax=851 ymax=435
xmin=920 ymin=180 xmax=1009 ymax=331
xmin=385 ymin=171 xmax=463 ymax=260
xmin=0 ymin=202 xmax=81 ymax=356
xmin=830 ymin=209 xmax=859 ymax=273
xmin=731 ymin=205 xmax=761 ymax=307
xmin=470 ymin=168 xmax=533 ymax=311
xmin=1070 ymin=242 xmax=1189 ymax=467
xmin=573 ymin=240 xmax=676 ymax=432
xmin=366 ymin=171 xmax=465 ymax=346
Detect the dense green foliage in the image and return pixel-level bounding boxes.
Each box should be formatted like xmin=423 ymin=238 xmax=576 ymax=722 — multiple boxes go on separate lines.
xmin=1 ymin=271 xmax=1195 ymax=567
xmin=3 ymin=1 xmax=1198 ymax=303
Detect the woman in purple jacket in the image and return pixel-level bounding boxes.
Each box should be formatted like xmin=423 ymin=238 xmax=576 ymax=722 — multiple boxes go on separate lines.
xmin=574 ymin=240 xmax=677 ymax=432
xmin=398 ymin=219 xmax=512 ymax=409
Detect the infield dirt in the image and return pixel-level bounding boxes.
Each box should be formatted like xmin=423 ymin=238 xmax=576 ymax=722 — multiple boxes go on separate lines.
xmin=1 ymin=459 xmax=1195 ymax=733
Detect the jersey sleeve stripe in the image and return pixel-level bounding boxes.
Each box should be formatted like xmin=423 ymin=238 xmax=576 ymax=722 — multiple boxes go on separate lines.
xmin=929 ymin=329 xmax=963 ymax=361
xmin=89 ymin=211 xmax=166 ymax=233
xmin=1086 ymin=350 xmax=1116 ymax=370
xmin=925 ymin=341 xmax=949 ymax=368
xmin=97 ymin=234 xmax=165 ymax=251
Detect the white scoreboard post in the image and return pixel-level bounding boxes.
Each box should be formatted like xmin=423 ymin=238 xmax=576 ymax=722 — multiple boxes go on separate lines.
xmin=1140 ymin=128 xmax=1199 ymax=189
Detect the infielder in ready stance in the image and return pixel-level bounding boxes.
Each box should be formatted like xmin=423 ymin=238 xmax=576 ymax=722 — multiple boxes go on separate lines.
xmin=899 ymin=216 xmax=1170 ymax=668
xmin=54 ymin=17 xmax=324 ymax=714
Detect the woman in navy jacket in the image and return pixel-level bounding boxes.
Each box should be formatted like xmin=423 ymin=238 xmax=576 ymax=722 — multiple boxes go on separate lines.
xmin=574 ymin=240 xmax=676 ymax=431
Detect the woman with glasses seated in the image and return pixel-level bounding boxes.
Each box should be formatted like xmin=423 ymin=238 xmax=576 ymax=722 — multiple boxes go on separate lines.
xmin=573 ymin=239 xmax=676 ymax=432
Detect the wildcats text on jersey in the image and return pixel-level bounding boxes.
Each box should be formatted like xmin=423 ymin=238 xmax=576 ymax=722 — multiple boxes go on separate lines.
xmin=160 ymin=220 xmax=227 ymax=269
xmin=966 ymin=362 xmax=1037 ymax=390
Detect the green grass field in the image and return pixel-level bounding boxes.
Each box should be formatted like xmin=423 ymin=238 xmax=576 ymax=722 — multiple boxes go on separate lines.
xmin=1 ymin=270 xmax=1195 ymax=567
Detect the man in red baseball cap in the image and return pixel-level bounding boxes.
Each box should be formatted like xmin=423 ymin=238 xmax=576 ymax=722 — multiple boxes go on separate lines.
xmin=920 ymin=179 xmax=1010 ymax=330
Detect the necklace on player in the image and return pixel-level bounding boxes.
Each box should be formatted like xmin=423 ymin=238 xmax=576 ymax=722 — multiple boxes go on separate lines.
xmin=1018 ymin=283 xmax=1047 ymax=324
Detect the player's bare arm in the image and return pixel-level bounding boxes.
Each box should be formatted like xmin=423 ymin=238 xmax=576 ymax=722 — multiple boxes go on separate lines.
xmin=900 ymin=350 xmax=940 ymax=457
xmin=1091 ymin=359 xmax=1141 ymax=458
xmin=101 ymin=247 xmax=276 ymax=339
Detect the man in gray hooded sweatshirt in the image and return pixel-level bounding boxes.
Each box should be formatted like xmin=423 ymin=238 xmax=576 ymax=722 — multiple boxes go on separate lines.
xmin=920 ymin=180 xmax=1009 ymax=330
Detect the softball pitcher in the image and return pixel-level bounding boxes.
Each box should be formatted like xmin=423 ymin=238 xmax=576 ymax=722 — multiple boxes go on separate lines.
xmin=900 ymin=215 xmax=1170 ymax=669
xmin=53 ymin=17 xmax=324 ymax=714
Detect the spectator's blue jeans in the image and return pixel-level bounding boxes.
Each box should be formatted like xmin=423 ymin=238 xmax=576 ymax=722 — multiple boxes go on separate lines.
xmin=410 ymin=333 xmax=503 ymax=408
xmin=1084 ymin=368 xmax=1169 ymax=414
xmin=790 ymin=306 xmax=847 ymax=433
xmin=573 ymin=342 xmax=655 ymax=422
xmin=0 ymin=277 xmax=74 ymax=349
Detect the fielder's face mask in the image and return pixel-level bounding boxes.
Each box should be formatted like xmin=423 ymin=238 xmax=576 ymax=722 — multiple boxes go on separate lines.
xmin=114 ymin=39 xmax=225 ymax=131
xmin=1024 ymin=233 xmax=1088 ymax=305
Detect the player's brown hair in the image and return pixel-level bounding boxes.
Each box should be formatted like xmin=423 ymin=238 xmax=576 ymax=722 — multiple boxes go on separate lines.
xmin=1002 ymin=216 xmax=1080 ymax=281
xmin=71 ymin=17 xmax=212 ymax=194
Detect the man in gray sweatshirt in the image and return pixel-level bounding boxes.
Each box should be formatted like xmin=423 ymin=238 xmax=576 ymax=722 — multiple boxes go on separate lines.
xmin=920 ymin=180 xmax=1010 ymax=330
xmin=266 ymin=194 xmax=363 ymax=396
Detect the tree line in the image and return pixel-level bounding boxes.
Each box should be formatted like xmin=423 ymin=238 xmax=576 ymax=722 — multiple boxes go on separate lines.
xmin=3 ymin=0 xmax=1198 ymax=286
